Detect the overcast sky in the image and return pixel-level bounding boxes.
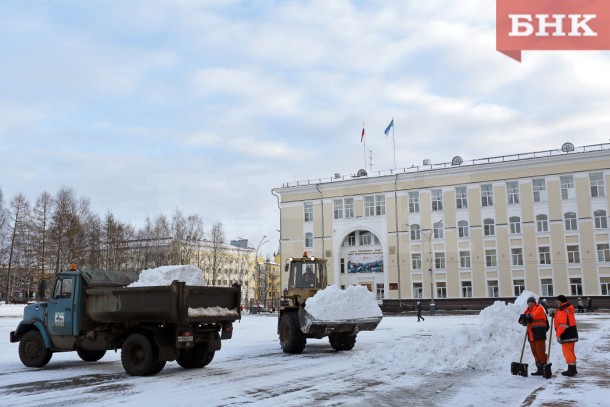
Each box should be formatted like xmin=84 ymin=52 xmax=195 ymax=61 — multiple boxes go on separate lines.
xmin=1 ymin=1 xmax=610 ymax=257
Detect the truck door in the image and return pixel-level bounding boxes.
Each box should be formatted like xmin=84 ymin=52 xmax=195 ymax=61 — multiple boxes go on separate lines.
xmin=47 ymin=276 xmax=76 ymax=336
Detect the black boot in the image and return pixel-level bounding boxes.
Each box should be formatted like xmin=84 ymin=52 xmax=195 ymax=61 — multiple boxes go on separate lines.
xmin=561 ymin=364 xmax=578 ymax=377
xmin=531 ymin=363 xmax=544 ymax=376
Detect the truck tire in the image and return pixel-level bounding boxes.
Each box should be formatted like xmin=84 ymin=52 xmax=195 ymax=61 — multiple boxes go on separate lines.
xmin=203 ymin=350 xmax=215 ymax=367
xmin=121 ymin=333 xmax=157 ymax=376
xmin=329 ymin=332 xmax=357 ymax=351
xmin=279 ymin=312 xmax=306 ymax=354
xmin=176 ymin=344 xmax=210 ymax=369
xmin=77 ymin=349 xmax=106 ymax=362
xmin=149 ymin=361 xmax=167 ymax=375
xmin=19 ymin=330 xmax=53 ymax=368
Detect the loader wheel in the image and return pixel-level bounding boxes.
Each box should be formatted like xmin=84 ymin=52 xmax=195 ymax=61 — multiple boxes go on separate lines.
xmin=19 ymin=330 xmax=52 ymax=368
xmin=329 ymin=332 xmax=357 ymax=351
xmin=121 ymin=333 xmax=157 ymax=376
xmin=279 ymin=312 xmax=306 ymax=354
xmin=176 ymin=344 xmax=210 ymax=369
xmin=77 ymin=349 xmax=106 ymax=362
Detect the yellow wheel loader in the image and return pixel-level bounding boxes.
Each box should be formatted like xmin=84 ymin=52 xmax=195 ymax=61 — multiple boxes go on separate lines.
xmin=278 ymin=255 xmax=382 ymax=354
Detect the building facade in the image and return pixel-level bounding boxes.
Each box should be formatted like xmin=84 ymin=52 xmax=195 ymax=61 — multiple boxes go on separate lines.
xmin=272 ymin=143 xmax=610 ymax=309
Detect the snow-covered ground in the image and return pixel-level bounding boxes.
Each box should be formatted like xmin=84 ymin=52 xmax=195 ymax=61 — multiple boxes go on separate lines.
xmin=1 ymin=302 xmax=609 ymax=406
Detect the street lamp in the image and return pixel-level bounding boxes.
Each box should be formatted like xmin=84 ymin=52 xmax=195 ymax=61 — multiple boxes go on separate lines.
xmin=420 ymin=220 xmax=443 ymax=309
xmin=254 ymin=236 xmax=269 ymax=311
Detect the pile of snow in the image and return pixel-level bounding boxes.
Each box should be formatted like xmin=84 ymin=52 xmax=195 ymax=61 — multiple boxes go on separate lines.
xmin=361 ymin=290 xmax=559 ymax=372
xmin=304 ymin=284 xmax=383 ymax=321
xmin=188 ymin=306 xmax=239 ymax=317
xmin=128 ymin=265 xmax=207 ymax=287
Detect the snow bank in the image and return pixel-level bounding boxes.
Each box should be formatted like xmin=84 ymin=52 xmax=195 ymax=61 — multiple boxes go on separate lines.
xmin=128 ymin=265 xmax=206 ymax=287
xmin=304 ymin=284 xmax=383 ymax=321
xmin=361 ymin=290 xmax=554 ymax=372
xmin=188 ymin=307 xmax=239 ymax=317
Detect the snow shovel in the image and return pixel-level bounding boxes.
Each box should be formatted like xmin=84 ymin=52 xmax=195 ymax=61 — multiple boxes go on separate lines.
xmin=543 ymin=316 xmax=554 ymax=379
xmin=511 ymin=330 xmax=529 ymax=377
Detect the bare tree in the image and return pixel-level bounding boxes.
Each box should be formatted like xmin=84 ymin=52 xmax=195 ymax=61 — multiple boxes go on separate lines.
xmin=31 ymin=191 xmax=54 ymax=276
xmin=4 ymin=193 xmax=30 ymax=303
xmin=203 ymin=221 xmax=229 ymax=286
xmin=49 ymin=187 xmax=84 ymax=274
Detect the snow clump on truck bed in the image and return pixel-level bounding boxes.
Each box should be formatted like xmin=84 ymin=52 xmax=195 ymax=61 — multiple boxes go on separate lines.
xmin=128 ymin=265 xmax=207 ymax=287
xmin=304 ymin=284 xmax=382 ymax=321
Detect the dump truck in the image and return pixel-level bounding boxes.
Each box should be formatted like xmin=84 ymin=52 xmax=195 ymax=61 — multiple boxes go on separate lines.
xmin=10 ymin=267 xmax=241 ymax=376
xmin=278 ymin=255 xmax=382 ymax=354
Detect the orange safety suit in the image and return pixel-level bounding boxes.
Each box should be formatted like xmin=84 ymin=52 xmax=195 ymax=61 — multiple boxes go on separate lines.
xmin=554 ymin=301 xmax=578 ymax=365
xmin=520 ymin=303 xmax=548 ymax=365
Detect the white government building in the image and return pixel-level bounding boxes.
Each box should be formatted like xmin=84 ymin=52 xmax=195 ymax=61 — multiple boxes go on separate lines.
xmin=272 ymin=142 xmax=610 ymax=310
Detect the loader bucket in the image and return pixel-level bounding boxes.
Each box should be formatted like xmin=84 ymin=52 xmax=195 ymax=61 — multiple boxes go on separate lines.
xmin=298 ymin=308 xmax=382 ymax=338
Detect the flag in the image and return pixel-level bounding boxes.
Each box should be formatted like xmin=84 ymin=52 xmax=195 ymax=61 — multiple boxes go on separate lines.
xmin=361 ymin=127 xmax=365 ymax=143
xmin=384 ymin=119 xmax=394 ymax=137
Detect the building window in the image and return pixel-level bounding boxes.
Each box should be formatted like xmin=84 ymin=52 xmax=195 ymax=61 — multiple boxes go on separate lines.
xmin=507 ymin=181 xmax=520 ymax=204
xmin=536 ymin=214 xmax=549 ymax=232
xmin=456 ymin=186 xmax=468 ymax=209
xmin=431 ymin=189 xmax=443 ymax=211
xmin=541 ymin=278 xmax=554 ymax=296
xmin=413 ymin=282 xmax=423 ymax=299
xmin=487 ymin=280 xmax=499 ymax=297
xmin=410 ymin=224 xmax=421 ymax=240
xmin=305 ymin=232 xmax=313 ymax=248
xmin=304 ymin=202 xmax=313 ymax=222
xmin=376 ymin=284 xmax=384 ymax=300
xmin=458 ymin=220 xmax=469 ymax=238
xmin=567 ymin=245 xmax=580 ymax=264
xmin=533 ymin=178 xmax=547 ymax=202
xmin=411 ymin=253 xmax=422 ymax=270
xmin=365 ymin=194 xmax=385 ymax=216
xmin=333 ymin=199 xmax=344 ymax=219
xmin=561 ymin=175 xmax=575 ymax=200
xmin=564 ymin=212 xmax=578 ymax=231
xmin=509 ymin=216 xmax=521 ymax=234
xmin=461 ymin=281 xmax=473 ymax=298
xmin=436 ymin=282 xmax=447 ymax=299
xmin=433 ymin=222 xmax=444 ymax=239
xmin=594 ymin=210 xmax=608 ymax=229
xmin=590 ymin=172 xmax=605 ymax=197
xmin=481 ymin=184 xmax=494 ymax=207
xmin=514 ymin=279 xmax=525 ymax=296
xmin=538 ymin=246 xmax=551 ymax=265
xmin=344 ymin=198 xmax=354 ymax=218
xmin=340 ymin=258 xmax=345 ymax=273
xmin=460 ymin=251 xmax=471 ymax=268
xmin=598 ymin=244 xmax=610 ymax=262
xmin=570 ymin=278 xmax=583 ymax=296
xmin=485 ymin=249 xmax=497 ymax=267
xmin=511 ymin=248 xmax=523 ymax=266
xmin=601 ymin=277 xmax=610 ymax=296
xmin=359 ymin=232 xmax=379 ymax=246
xmin=346 ymin=232 xmax=356 ymax=246
xmin=409 ymin=191 xmax=420 ymax=213
xmin=435 ymin=252 xmax=446 ymax=269
xmin=484 ymin=218 xmax=495 ymax=236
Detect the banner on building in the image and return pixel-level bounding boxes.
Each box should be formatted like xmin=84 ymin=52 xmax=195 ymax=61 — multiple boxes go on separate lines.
xmin=347 ymin=250 xmax=383 ymax=273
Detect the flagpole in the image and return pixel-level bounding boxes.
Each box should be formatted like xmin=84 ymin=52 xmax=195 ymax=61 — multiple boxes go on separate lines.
xmin=363 ymin=122 xmax=366 ymax=170
xmin=392 ymin=118 xmax=396 ymax=171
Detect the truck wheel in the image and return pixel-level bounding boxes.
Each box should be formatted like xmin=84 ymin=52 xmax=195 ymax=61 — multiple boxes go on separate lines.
xmin=19 ymin=330 xmax=52 ymax=368
xmin=176 ymin=344 xmax=209 ymax=369
xmin=77 ymin=349 xmax=106 ymax=362
xmin=329 ymin=332 xmax=357 ymax=351
xmin=279 ymin=313 xmax=306 ymax=354
xmin=149 ymin=361 xmax=167 ymax=375
xmin=203 ymin=350 xmax=215 ymax=367
xmin=121 ymin=333 xmax=156 ymax=376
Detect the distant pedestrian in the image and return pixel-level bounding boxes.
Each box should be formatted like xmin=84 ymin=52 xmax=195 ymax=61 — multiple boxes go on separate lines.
xmin=416 ymin=301 xmax=425 ymax=322
xmin=550 ymin=295 xmax=579 ymax=376
xmin=540 ymin=298 xmax=548 ymax=312
xmin=577 ymin=298 xmax=584 ymax=313
xmin=586 ymin=297 xmax=593 ymax=313
xmin=518 ymin=297 xmax=548 ymax=376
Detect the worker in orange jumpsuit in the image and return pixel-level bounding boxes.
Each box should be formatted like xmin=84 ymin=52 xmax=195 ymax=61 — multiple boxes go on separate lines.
xmin=518 ymin=297 xmax=548 ymax=376
xmin=550 ymin=295 xmax=579 ymax=376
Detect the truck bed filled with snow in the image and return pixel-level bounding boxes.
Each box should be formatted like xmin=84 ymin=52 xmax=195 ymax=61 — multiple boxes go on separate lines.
xmin=304 ymin=284 xmax=383 ymax=321
xmin=127 ymin=265 xmax=207 ymax=287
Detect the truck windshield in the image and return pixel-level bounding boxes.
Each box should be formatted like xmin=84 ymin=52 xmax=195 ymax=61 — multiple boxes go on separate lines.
xmin=289 ymin=261 xmax=326 ymax=289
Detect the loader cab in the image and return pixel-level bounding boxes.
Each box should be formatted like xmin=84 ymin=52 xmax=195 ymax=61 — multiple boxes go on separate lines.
xmin=284 ymin=256 xmax=327 ymax=299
